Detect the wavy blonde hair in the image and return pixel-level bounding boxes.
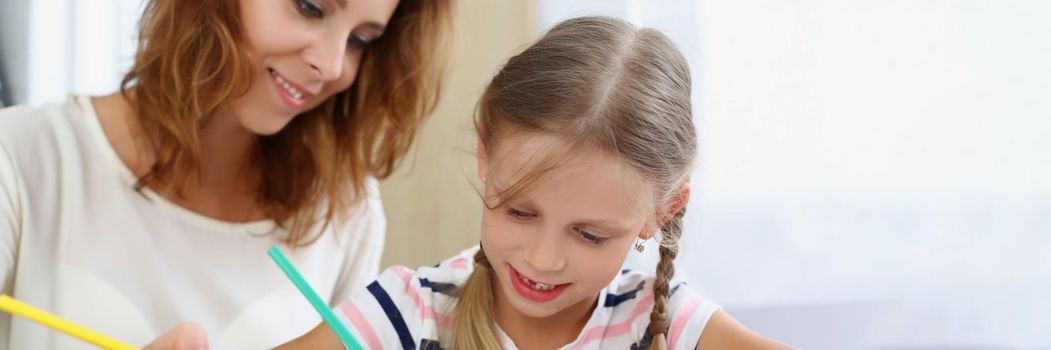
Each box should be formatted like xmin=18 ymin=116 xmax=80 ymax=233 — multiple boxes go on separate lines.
xmin=120 ymin=0 xmax=453 ymax=246
xmin=453 ymin=16 xmax=695 ymax=349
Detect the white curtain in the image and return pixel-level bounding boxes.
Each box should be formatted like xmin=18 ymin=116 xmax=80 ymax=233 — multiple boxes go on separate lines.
xmin=540 ymin=1 xmax=1051 ymax=349
xmin=0 ymin=0 xmax=141 ymax=106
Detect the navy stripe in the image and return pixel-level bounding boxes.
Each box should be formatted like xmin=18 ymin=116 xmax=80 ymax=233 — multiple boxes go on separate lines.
xmin=621 ymin=268 xmax=631 ymax=275
xmin=418 ymin=278 xmax=458 ymax=296
xmin=367 ymin=281 xmax=416 ymax=350
xmin=670 ymin=282 xmax=686 ymax=296
xmin=604 ymin=281 xmax=645 ymax=307
xmin=420 ymin=339 xmax=443 ymax=350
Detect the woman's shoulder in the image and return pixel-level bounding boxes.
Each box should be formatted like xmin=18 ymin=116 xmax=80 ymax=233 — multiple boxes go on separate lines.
xmin=324 ymin=176 xmax=386 ymax=245
xmin=0 ymin=98 xmax=79 ymax=149
xmin=0 ymin=96 xmax=99 ymax=180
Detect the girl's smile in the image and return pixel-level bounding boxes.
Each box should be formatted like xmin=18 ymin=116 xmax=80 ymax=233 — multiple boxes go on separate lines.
xmin=509 ymin=265 xmax=571 ymax=302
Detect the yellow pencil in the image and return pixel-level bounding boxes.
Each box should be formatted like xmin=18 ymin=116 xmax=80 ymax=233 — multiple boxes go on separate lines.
xmin=0 ymin=294 xmax=139 ymax=350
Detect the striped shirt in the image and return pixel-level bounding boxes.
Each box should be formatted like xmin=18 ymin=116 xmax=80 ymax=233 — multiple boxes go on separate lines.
xmin=333 ymin=246 xmax=720 ymax=349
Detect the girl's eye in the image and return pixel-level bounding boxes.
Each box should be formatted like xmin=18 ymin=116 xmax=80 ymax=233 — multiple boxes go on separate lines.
xmin=505 ymin=207 xmax=535 ymax=221
xmin=295 ymin=0 xmax=324 ymax=18
xmin=576 ymin=228 xmax=608 ymax=246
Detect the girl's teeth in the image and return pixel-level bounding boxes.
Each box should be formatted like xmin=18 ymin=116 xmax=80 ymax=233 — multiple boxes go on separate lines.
xmin=519 ymin=274 xmax=555 ymax=291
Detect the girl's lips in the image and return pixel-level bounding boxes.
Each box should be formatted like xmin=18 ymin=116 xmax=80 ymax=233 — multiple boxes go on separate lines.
xmin=509 ymin=266 xmax=570 ymax=303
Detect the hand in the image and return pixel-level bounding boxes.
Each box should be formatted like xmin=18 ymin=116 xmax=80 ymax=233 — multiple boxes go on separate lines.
xmin=143 ymin=322 xmax=209 ymax=350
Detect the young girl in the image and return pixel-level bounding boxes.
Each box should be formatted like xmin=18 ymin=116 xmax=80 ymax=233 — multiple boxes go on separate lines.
xmin=274 ymin=16 xmax=792 ymax=349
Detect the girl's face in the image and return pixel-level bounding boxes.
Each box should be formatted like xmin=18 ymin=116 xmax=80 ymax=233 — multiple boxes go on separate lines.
xmin=479 ymin=133 xmax=655 ymax=321
xmin=232 ymin=0 xmax=398 ymax=135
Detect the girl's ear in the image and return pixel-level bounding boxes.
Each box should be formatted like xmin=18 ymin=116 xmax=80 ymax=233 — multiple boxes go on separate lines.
xmin=640 ymin=183 xmax=692 ymax=239
xmin=660 ymin=183 xmax=691 ymax=225
xmin=477 ymin=137 xmax=489 ymax=183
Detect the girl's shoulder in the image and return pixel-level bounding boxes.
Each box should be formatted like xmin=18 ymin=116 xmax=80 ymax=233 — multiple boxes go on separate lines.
xmin=592 ymin=269 xmax=722 ymax=349
xmin=606 ymin=268 xmax=714 ymax=306
xmin=359 ymin=245 xmax=479 ymax=316
xmin=389 ymin=245 xmax=479 ymax=289
xmin=333 ymin=247 xmax=479 ymax=349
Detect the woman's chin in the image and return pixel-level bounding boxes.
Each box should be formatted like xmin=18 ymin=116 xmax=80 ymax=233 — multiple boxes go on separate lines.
xmin=244 ymin=115 xmax=296 ymax=136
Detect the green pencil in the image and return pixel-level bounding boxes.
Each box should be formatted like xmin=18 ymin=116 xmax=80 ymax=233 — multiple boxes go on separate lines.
xmin=268 ymin=245 xmax=365 ymax=350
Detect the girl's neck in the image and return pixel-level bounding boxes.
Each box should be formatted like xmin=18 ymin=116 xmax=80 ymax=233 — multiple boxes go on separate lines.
xmin=492 ymin=275 xmax=598 ymax=349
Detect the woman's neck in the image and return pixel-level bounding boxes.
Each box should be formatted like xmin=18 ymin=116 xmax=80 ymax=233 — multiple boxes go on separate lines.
xmin=94 ymin=92 xmax=267 ymax=222
xmin=492 ymin=275 xmax=598 ymax=349
xmin=199 ymin=104 xmax=261 ymax=188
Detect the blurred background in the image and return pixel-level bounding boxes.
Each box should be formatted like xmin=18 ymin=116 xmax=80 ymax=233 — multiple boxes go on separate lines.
xmin=1 ymin=0 xmax=1049 ymax=348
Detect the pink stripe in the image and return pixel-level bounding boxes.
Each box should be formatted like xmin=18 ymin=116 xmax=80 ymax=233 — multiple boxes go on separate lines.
xmin=391 ymin=266 xmax=413 ymax=283
xmin=570 ymin=294 xmax=655 ymax=349
xmin=391 ymin=265 xmax=453 ymax=328
xmin=667 ymin=296 xmax=702 ymax=348
xmin=339 ymin=302 xmax=384 ymax=350
xmin=450 ymin=257 xmax=469 ymax=269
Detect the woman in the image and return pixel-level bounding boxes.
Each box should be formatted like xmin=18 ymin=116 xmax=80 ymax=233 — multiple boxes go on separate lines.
xmin=0 ymin=0 xmax=452 ymax=348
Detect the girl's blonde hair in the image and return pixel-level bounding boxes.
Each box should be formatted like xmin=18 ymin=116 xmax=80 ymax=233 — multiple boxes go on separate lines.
xmin=453 ymin=16 xmax=695 ymax=349
xmin=121 ymin=0 xmax=453 ymax=246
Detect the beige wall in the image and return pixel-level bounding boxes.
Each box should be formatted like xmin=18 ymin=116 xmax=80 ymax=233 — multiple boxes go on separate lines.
xmin=379 ymin=0 xmax=537 ymax=268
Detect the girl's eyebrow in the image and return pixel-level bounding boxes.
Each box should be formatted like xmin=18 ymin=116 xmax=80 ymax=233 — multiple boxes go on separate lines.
xmin=576 ymin=218 xmax=634 ymax=235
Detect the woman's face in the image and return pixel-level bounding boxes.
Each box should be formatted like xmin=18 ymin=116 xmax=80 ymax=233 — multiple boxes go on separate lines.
xmin=233 ymin=0 xmax=399 ymax=135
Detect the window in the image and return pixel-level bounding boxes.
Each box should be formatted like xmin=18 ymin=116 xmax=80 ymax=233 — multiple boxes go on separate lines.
xmin=541 ymin=1 xmax=1051 ymax=348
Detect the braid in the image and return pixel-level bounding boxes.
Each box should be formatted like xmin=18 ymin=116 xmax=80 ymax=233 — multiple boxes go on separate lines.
xmin=647 ymin=207 xmax=686 ymax=349
xmin=452 ymin=244 xmax=501 ymax=349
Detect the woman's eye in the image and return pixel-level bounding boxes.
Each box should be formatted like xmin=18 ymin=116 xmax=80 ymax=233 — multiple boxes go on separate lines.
xmin=576 ymin=228 xmax=608 ymax=246
xmin=505 ymin=207 xmax=535 ymax=221
xmin=295 ymin=0 xmax=324 ymax=18
xmin=348 ymin=34 xmax=372 ymax=49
